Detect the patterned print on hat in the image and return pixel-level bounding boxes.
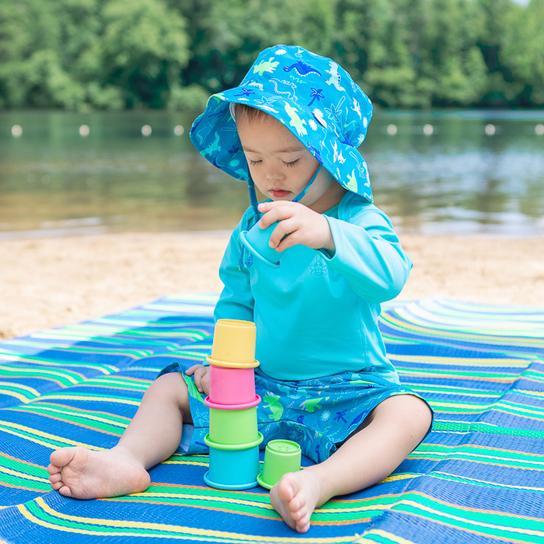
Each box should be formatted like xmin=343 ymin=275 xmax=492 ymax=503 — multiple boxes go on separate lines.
xmin=190 ymin=44 xmax=374 ymax=202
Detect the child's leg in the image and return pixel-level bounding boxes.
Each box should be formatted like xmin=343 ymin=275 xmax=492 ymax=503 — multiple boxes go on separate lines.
xmin=47 ymin=372 xmax=190 ymax=499
xmin=270 ymin=394 xmax=432 ymax=533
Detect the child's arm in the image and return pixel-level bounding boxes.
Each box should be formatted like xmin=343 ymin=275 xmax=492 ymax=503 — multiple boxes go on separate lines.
xmin=320 ymin=205 xmax=412 ymax=303
xmin=213 ymin=212 xmax=255 ymax=322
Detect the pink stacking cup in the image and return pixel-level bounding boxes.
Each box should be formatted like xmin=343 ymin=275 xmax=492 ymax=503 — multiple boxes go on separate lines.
xmin=209 ymin=365 xmax=256 ymax=405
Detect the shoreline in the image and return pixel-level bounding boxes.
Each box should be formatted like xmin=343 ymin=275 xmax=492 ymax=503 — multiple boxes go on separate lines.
xmin=2 ymin=225 xmax=543 ymax=242
xmin=1 ymin=231 xmax=543 ymax=340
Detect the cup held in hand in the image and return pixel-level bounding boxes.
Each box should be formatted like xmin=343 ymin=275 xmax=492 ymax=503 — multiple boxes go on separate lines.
xmin=240 ymin=221 xmax=281 ymax=267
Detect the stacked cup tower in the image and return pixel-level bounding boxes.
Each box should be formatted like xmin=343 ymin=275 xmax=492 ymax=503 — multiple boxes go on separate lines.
xmin=203 ymin=319 xmax=263 ymax=490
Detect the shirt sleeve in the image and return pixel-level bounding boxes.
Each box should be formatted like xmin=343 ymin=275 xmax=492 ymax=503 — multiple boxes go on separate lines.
xmin=320 ymin=204 xmax=413 ymax=303
xmin=213 ymin=209 xmax=255 ymax=323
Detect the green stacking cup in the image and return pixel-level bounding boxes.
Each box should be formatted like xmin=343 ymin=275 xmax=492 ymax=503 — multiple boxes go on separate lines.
xmin=207 ymin=397 xmax=260 ymax=445
xmin=257 ymin=439 xmax=302 ymax=489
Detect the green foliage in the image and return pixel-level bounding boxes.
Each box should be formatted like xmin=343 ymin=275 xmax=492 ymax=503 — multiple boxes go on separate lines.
xmin=167 ymin=84 xmax=209 ymax=111
xmin=0 ymin=0 xmax=542 ymax=110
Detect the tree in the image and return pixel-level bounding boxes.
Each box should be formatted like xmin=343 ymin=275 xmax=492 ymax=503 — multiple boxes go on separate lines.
xmin=502 ymin=0 xmax=544 ymax=106
xmin=100 ymin=0 xmax=190 ymax=108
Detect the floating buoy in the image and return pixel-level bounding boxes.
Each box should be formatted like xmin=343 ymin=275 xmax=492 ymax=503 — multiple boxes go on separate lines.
xmin=11 ymin=125 xmax=22 ymax=137
xmin=423 ymin=124 xmax=434 ymax=136
xmin=485 ymin=124 xmax=496 ymax=136
xmin=535 ymin=124 xmax=544 ymax=136
xmin=141 ymin=125 xmax=152 ymax=137
xmin=386 ymin=124 xmax=397 ymax=136
xmin=79 ymin=124 xmax=90 ymax=137
xmin=174 ymin=125 xmax=184 ymax=136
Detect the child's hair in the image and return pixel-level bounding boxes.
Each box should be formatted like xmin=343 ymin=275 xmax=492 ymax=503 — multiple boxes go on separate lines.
xmin=234 ymin=103 xmax=268 ymax=122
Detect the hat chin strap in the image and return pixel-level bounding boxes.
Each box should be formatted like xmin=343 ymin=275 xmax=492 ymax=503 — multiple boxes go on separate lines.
xmin=248 ymin=164 xmax=322 ymax=218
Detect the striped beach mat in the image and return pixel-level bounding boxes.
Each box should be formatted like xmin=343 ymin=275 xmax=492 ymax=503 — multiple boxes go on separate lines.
xmin=0 ymin=296 xmax=543 ymax=543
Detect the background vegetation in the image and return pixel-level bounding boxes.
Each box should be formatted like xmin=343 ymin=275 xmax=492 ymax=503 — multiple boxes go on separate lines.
xmin=0 ymin=0 xmax=542 ymax=111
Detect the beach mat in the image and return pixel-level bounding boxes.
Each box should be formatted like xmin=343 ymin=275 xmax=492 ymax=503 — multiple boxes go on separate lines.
xmin=0 ymin=296 xmax=543 ymax=543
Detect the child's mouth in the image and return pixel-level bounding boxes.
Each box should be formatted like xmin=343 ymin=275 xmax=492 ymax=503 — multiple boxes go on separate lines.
xmin=270 ymin=189 xmax=291 ymax=198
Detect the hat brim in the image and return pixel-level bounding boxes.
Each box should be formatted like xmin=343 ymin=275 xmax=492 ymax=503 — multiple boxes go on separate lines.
xmin=189 ymin=89 xmax=373 ymax=202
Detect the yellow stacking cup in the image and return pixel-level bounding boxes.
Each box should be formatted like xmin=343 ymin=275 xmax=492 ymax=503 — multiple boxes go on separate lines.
xmin=211 ymin=319 xmax=257 ymax=366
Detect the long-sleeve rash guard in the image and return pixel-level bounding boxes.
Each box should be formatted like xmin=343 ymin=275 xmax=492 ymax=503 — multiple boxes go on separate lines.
xmin=213 ymin=191 xmax=412 ymax=382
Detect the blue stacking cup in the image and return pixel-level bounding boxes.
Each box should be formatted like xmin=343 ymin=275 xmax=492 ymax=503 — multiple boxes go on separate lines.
xmin=240 ymin=221 xmax=282 ymax=267
xmin=204 ymin=433 xmax=264 ymax=490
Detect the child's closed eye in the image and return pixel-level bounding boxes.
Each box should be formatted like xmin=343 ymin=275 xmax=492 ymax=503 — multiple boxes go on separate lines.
xmin=283 ymin=159 xmax=299 ymax=168
xmin=249 ymin=159 xmax=299 ymax=167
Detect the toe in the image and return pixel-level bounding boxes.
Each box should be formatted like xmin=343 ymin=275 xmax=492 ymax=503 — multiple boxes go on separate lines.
xmin=58 ymin=485 xmax=72 ymax=497
xmin=47 ymin=463 xmax=59 ymax=475
xmin=297 ymin=512 xmax=311 ymax=532
xmin=49 ymin=473 xmax=62 ymax=484
xmin=289 ymin=496 xmax=303 ymax=512
xmin=50 ymin=448 xmax=77 ymax=469
xmin=292 ymin=507 xmax=306 ymax=522
xmin=278 ymin=474 xmax=298 ymax=503
xmin=52 ymin=481 xmax=63 ymax=490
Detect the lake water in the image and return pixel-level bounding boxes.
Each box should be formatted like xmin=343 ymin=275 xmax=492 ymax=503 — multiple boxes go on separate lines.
xmin=1 ymin=110 xmax=543 ymax=239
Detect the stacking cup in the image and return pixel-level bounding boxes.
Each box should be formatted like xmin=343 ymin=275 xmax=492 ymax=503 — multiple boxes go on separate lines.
xmin=211 ymin=319 xmax=257 ymax=365
xmin=204 ymin=433 xmax=264 ymax=490
xmin=257 ymin=439 xmax=302 ymax=490
xmin=208 ymin=365 xmax=256 ymax=405
xmin=240 ymin=222 xmax=281 ymax=267
xmin=205 ymin=395 xmax=261 ymax=445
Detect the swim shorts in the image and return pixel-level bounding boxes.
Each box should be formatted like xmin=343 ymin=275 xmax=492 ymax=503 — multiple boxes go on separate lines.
xmin=157 ymin=360 xmax=434 ymax=464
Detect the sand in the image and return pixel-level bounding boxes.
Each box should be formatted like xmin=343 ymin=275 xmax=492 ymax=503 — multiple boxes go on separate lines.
xmin=1 ymin=232 xmax=543 ymax=339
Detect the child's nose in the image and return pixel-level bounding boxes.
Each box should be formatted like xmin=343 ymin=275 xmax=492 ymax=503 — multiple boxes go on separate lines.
xmin=265 ymin=170 xmax=285 ymax=181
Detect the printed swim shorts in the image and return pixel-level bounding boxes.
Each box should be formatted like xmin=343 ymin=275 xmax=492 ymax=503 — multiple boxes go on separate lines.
xmin=157 ymin=360 xmax=434 ymax=464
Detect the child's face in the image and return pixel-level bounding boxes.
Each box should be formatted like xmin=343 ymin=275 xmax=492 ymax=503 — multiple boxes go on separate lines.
xmin=236 ymin=111 xmax=336 ymax=206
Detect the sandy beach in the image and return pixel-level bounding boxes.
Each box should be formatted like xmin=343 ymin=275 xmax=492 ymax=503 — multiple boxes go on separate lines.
xmin=1 ymin=232 xmax=543 ymax=340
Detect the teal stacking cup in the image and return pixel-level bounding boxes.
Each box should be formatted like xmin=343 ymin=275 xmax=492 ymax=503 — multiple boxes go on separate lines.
xmin=240 ymin=221 xmax=281 ymax=267
xmin=204 ymin=433 xmax=264 ymax=490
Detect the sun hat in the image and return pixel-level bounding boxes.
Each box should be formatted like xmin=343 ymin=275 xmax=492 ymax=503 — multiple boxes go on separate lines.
xmin=189 ymin=43 xmax=374 ymax=214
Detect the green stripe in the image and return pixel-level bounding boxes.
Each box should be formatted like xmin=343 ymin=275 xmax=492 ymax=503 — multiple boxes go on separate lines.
xmin=0 ymin=384 xmax=37 ymax=400
xmin=0 ymin=471 xmax=50 ymax=491
xmin=0 ymin=366 xmax=84 ymax=385
xmin=0 ymin=425 xmax=72 ymax=449
xmin=425 ymin=471 xmax=543 ymax=494
xmin=0 ymin=357 xmax=117 ymax=374
xmin=432 ymin=420 xmax=544 ymax=438
xmin=397 ymin=367 xmax=518 ymax=380
xmin=53 ymin=346 xmax=153 ymax=358
xmin=10 ymin=405 xmax=127 ymax=435
xmin=394 ymin=492 xmax=543 ymax=541
xmin=0 ymin=454 xmax=49 ymax=479
xmin=25 ymin=500 xmax=255 ymax=542
xmin=416 ymin=443 xmax=544 ymax=464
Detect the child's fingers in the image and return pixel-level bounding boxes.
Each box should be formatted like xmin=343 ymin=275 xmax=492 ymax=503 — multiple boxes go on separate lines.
xmin=259 ymin=205 xmax=294 ymax=229
xmin=276 ymin=230 xmax=302 ymax=252
xmin=201 ymin=372 xmax=210 ymax=395
xmin=258 ymin=201 xmax=284 ymax=213
xmin=269 ymin=218 xmax=298 ymax=248
xmin=185 ymin=364 xmax=203 ymax=376
xmin=194 ymin=365 xmax=210 ymax=392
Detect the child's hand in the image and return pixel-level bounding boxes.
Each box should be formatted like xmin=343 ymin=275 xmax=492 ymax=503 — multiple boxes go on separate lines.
xmin=258 ymin=201 xmax=335 ymax=253
xmin=185 ymin=364 xmax=210 ymax=395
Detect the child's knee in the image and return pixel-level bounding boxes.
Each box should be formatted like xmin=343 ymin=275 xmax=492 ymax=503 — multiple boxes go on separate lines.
xmin=148 ymin=372 xmax=191 ymax=418
xmin=374 ymin=394 xmax=432 ymax=437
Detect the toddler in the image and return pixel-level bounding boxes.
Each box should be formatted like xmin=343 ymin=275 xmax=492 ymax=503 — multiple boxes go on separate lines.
xmin=48 ymin=44 xmax=433 ymax=534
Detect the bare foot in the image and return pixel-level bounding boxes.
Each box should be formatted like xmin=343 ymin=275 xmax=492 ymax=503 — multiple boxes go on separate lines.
xmin=47 ymin=445 xmax=151 ymax=499
xmin=270 ymin=469 xmax=323 ymax=533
